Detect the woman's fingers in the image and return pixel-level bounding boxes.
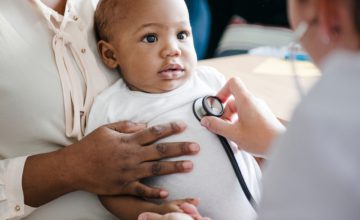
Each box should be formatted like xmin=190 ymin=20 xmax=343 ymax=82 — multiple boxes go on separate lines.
xmin=137 ymin=160 xmax=194 ymax=180
xmin=106 ymin=120 xmax=147 ymax=133
xmin=124 ymin=181 xmax=169 ymax=199
xmin=201 ymin=116 xmax=237 ymax=140
xmin=226 ymin=77 xmax=251 ymax=103
xmin=127 ymin=121 xmax=187 ymax=145
xmin=68 ymin=120 xmax=200 ymax=197
xmin=141 ymin=142 xmax=200 ymax=162
xmin=221 ymin=98 xmax=238 ymax=121
xmin=216 ymin=77 xmax=249 ymax=103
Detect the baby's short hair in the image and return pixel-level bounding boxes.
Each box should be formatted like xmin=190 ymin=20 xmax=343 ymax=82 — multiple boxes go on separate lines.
xmin=95 ymin=0 xmax=128 ymax=41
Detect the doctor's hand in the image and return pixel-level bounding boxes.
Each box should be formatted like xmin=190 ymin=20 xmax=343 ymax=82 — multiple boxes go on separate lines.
xmin=201 ymin=78 xmax=285 ymax=157
xmin=62 ymin=121 xmax=200 ymax=197
xmin=138 ymin=203 xmax=210 ymax=220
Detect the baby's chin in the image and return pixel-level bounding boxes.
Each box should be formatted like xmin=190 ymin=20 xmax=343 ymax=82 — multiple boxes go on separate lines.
xmin=149 ymin=82 xmax=186 ymax=93
xmin=130 ymin=80 xmax=188 ymax=94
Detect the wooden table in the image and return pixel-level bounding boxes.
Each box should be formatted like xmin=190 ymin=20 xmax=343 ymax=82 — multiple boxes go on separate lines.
xmin=198 ymin=55 xmax=320 ymax=121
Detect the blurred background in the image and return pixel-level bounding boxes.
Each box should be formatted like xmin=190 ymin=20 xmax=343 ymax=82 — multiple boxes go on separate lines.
xmin=185 ymin=0 xmax=289 ymax=60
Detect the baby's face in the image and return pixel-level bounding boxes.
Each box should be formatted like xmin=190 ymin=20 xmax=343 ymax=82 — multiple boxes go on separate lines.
xmin=108 ymin=0 xmax=197 ymax=93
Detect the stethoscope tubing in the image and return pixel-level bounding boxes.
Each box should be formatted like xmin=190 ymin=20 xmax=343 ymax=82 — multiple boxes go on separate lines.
xmin=218 ymin=135 xmax=258 ymax=211
xmin=192 ymin=96 xmax=258 ymax=211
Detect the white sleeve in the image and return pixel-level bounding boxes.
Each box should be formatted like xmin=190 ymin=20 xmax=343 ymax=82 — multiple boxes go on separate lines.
xmin=0 ymin=156 xmax=36 ymax=219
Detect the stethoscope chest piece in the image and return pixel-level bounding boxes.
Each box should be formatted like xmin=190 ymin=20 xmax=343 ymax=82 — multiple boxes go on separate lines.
xmin=193 ymin=96 xmax=224 ymax=121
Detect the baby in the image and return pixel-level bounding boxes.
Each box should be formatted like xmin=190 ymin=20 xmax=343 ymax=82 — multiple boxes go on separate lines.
xmin=87 ymin=0 xmax=261 ymax=219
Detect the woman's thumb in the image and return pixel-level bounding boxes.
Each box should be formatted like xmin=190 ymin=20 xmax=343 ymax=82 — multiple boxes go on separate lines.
xmin=201 ymin=116 xmax=233 ymax=138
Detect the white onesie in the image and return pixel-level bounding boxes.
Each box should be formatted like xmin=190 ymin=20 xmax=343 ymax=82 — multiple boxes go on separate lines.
xmin=86 ymin=66 xmax=262 ymax=220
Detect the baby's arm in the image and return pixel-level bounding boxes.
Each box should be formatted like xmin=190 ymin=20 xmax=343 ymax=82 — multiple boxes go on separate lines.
xmin=99 ymin=195 xmax=199 ymax=220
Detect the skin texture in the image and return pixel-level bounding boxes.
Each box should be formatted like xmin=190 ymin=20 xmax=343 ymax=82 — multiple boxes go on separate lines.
xmin=97 ymin=0 xmax=197 ymax=93
xmin=22 ymin=0 xmax=201 ymax=208
xmin=141 ymin=0 xmax=360 ymax=219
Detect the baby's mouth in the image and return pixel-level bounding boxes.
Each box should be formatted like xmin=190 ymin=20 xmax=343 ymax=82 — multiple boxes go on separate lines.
xmin=158 ymin=64 xmax=185 ymax=80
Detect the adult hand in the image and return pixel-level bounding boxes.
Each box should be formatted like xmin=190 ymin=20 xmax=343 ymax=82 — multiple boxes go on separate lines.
xmin=65 ymin=121 xmax=199 ymax=196
xmin=201 ymin=77 xmax=285 ymax=157
xmin=23 ymin=121 xmax=199 ymax=207
xmin=138 ymin=203 xmax=210 ymax=220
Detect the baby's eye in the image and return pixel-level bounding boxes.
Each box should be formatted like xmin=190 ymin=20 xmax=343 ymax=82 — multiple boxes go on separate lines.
xmin=142 ymin=34 xmax=158 ymax=43
xmin=177 ymin=31 xmax=189 ymax=41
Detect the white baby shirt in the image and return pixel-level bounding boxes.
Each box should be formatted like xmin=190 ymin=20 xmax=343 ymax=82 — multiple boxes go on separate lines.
xmin=87 ymin=66 xmax=262 ymax=220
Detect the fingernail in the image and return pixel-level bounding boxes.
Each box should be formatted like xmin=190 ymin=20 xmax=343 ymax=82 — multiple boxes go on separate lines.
xmin=200 ymin=118 xmax=209 ymax=127
xmin=189 ymin=143 xmax=200 ymax=152
xmin=183 ymin=161 xmax=193 ymax=170
xmin=173 ymin=120 xmax=187 ymax=130
xmin=160 ymin=190 xmax=169 ymax=198
xmin=138 ymin=213 xmax=147 ymax=220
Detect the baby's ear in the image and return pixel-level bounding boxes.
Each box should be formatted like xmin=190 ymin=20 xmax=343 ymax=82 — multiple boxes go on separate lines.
xmin=97 ymin=40 xmax=118 ymax=69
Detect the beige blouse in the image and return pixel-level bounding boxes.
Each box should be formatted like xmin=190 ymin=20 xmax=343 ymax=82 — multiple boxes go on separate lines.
xmin=0 ymin=0 xmax=118 ymax=219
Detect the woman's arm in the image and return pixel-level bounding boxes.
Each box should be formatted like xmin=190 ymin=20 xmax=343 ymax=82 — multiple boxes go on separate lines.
xmin=22 ymin=121 xmax=200 ymax=207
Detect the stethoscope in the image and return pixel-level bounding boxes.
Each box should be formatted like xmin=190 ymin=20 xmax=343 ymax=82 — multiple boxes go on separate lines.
xmin=193 ymin=96 xmax=258 ymax=211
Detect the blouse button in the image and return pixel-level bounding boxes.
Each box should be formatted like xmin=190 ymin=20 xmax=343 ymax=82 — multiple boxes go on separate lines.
xmin=81 ymin=48 xmax=86 ymax=54
xmin=15 ymin=205 xmax=21 ymax=212
xmin=73 ymin=15 xmax=79 ymax=21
